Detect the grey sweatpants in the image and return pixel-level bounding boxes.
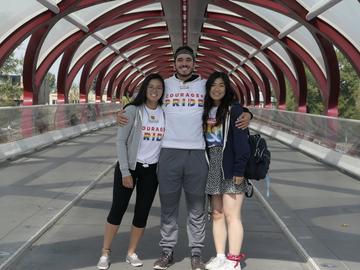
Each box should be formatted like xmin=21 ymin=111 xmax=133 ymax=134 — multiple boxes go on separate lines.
xmin=157 ymin=148 xmax=208 ymax=256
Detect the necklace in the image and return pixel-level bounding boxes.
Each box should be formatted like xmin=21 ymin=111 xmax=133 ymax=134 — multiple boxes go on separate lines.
xmin=144 ymin=106 xmax=159 ymax=123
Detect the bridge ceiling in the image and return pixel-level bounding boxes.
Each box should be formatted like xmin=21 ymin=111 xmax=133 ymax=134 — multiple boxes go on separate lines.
xmin=0 ymin=0 xmax=359 ymax=116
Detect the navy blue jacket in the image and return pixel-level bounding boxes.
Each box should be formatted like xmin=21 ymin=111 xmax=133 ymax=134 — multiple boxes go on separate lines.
xmin=205 ymin=103 xmax=250 ymax=179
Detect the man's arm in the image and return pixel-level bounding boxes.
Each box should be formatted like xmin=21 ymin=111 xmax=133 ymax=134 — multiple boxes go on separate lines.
xmin=117 ymin=108 xmax=129 ymax=126
xmin=235 ymin=107 xmax=253 ymax=129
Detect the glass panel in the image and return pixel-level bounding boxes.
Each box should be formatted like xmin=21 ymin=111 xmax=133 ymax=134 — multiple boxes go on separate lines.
xmin=123 ymin=45 xmax=150 ymax=58
xmin=237 ymin=66 xmax=251 ymax=82
xmin=141 ymin=21 xmax=167 ymax=28
xmin=96 ymin=20 xmax=142 ymax=39
xmin=207 ymin=4 xmax=242 ymax=17
xmin=132 ymin=72 xmax=143 ymax=82
xmin=112 ymin=34 xmax=147 ymax=50
xmin=0 ymin=104 xmax=120 ymax=144
xmin=91 ymin=48 xmax=114 ymax=73
xmin=288 ymin=26 xmax=326 ymax=76
xmin=70 ymin=36 xmax=100 ymax=71
xmin=0 ymin=1 xmax=46 ymax=44
xmin=72 ymin=66 xmax=83 ymax=88
xmin=153 ymin=35 xmax=170 ymax=39
xmin=222 ymin=48 xmax=246 ymax=62
xmin=203 ymin=22 xmax=227 ymax=31
xmin=105 ymin=56 xmax=125 ymax=76
xmin=132 ymin=54 xmax=150 ymax=64
xmin=223 ymin=37 xmax=256 ymax=54
xmin=125 ymin=68 xmax=138 ymax=80
xmin=228 ymin=22 xmax=270 ymax=44
xmin=320 ymin=0 xmax=360 ymax=52
xmin=231 ymin=1 xmax=296 ymax=30
xmin=126 ymin=2 xmax=163 ymax=14
xmin=198 ymin=45 xmax=211 ymax=50
xmin=215 ymin=63 xmax=231 ymax=72
xmin=37 ymin=18 xmax=79 ymax=68
xmin=222 ymin=57 xmax=237 ymax=68
xmin=200 ymin=36 xmax=217 ymax=41
xmin=231 ymin=71 xmax=243 ymax=84
xmin=255 ymin=52 xmax=276 ymax=78
xmin=268 ymin=42 xmax=297 ymax=79
xmin=142 ymin=67 xmax=153 ymax=74
xmin=251 ymin=107 xmax=360 ymax=158
xmin=137 ymin=61 xmax=154 ymax=69
xmin=118 ymin=62 xmax=132 ymax=74
xmin=245 ymin=60 xmax=261 ymax=79
xmin=72 ymin=0 xmax=132 ymax=24
xmin=296 ymin=0 xmax=320 ymax=10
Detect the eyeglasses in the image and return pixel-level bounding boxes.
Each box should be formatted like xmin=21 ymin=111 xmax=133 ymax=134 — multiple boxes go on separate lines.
xmin=147 ymin=86 xmax=163 ymax=91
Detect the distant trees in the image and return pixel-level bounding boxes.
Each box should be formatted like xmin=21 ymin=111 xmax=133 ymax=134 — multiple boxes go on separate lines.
xmin=0 ymin=53 xmax=22 ymax=106
xmin=284 ymin=50 xmax=360 ymax=120
xmin=337 ymin=51 xmax=360 ymax=119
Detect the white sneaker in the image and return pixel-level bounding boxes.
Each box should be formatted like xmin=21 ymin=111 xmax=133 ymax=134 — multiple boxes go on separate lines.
xmin=205 ymin=256 xmax=226 ymax=270
xmin=97 ymin=255 xmax=110 ymax=270
xmin=126 ymin=253 xmax=143 ymax=267
xmin=222 ymin=259 xmax=241 ymax=270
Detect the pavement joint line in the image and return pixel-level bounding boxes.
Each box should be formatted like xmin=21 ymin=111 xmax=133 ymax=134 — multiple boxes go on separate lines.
xmin=253 ymin=185 xmax=321 ymax=270
xmin=0 ymin=162 xmax=117 ymax=270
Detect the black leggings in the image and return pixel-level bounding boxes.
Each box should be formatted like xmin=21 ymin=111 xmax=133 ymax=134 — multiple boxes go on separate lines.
xmin=107 ymin=162 xmax=158 ymax=228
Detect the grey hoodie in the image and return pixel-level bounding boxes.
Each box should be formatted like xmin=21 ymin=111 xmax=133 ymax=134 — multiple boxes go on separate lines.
xmin=116 ymin=105 xmax=144 ymax=177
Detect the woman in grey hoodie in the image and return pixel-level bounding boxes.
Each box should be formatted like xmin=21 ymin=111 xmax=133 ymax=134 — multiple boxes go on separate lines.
xmin=97 ymin=73 xmax=165 ymax=269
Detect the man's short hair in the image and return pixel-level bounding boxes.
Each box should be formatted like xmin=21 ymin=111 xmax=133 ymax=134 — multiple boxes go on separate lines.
xmin=174 ymin=45 xmax=195 ymax=61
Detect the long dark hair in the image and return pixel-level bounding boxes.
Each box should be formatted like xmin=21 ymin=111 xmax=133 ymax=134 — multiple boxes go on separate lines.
xmin=125 ymin=73 xmax=165 ymax=108
xmin=203 ymin=71 xmax=235 ymax=129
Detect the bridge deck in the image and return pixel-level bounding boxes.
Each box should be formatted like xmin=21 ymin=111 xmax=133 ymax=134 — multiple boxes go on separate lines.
xmin=0 ymin=126 xmax=359 ymax=270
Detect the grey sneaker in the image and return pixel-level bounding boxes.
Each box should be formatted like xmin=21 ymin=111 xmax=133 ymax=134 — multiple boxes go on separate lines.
xmin=126 ymin=253 xmax=143 ymax=267
xmin=153 ymin=251 xmax=174 ymax=269
xmin=97 ymin=255 xmax=110 ymax=270
xmin=191 ymin=255 xmax=205 ymax=270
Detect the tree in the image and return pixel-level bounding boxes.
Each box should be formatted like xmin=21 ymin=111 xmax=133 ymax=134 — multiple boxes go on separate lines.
xmin=305 ymin=67 xmax=324 ymax=115
xmin=285 ymin=78 xmax=296 ymax=111
xmin=337 ymin=50 xmax=360 ymax=119
xmin=0 ymin=82 xmax=22 ymax=106
xmin=68 ymin=85 xmax=80 ymax=103
xmin=0 ymin=53 xmax=21 ymax=74
xmin=0 ymin=52 xmax=23 ymax=106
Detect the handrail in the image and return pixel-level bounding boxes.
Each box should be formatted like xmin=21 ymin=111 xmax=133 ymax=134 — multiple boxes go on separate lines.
xmin=250 ymin=108 xmax=360 ymax=158
xmin=0 ymin=103 xmax=121 ymax=144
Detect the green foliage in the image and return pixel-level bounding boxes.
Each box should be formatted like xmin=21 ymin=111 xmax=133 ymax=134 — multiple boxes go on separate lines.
xmin=0 ymin=52 xmax=23 ymax=106
xmin=305 ymin=67 xmax=324 ymax=115
xmin=68 ymin=85 xmax=80 ymax=103
xmin=285 ymin=78 xmax=296 ymax=111
xmin=0 ymin=53 xmax=21 ymax=74
xmin=44 ymin=73 xmax=56 ymax=92
xmin=0 ymin=81 xmax=22 ymax=106
xmin=337 ymin=50 xmax=360 ymax=120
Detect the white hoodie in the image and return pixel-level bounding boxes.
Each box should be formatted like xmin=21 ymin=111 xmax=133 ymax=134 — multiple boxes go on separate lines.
xmin=162 ymin=75 xmax=206 ymax=149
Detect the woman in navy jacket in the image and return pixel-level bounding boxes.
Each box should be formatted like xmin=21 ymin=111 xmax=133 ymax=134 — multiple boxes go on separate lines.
xmin=203 ymin=72 xmax=250 ymax=270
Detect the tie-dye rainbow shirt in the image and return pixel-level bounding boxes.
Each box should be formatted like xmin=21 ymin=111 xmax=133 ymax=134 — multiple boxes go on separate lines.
xmin=205 ymin=107 xmax=223 ymax=148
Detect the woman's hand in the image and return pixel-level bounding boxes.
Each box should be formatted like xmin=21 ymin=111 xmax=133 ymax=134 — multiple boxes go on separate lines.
xmin=235 ymin=112 xmax=251 ymax=129
xmin=117 ymin=109 xmax=128 ymax=126
xmin=233 ymin=176 xmax=244 ymax=185
xmin=122 ymin=175 xmax=134 ymax=188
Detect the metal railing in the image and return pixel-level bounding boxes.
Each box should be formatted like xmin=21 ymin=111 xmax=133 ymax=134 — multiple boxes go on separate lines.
xmin=250 ymin=108 xmax=360 ymax=158
xmin=0 ymin=103 xmax=121 ymax=144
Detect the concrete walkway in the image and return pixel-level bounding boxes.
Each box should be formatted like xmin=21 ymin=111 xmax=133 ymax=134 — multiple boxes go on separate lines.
xmin=11 ymin=166 xmax=310 ymax=270
xmin=253 ymin=135 xmax=360 ymax=270
xmin=1 ymin=125 xmax=358 ymax=270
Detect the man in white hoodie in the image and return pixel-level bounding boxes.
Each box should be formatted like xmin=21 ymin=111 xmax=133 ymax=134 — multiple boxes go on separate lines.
xmin=151 ymin=46 xmax=252 ymax=270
